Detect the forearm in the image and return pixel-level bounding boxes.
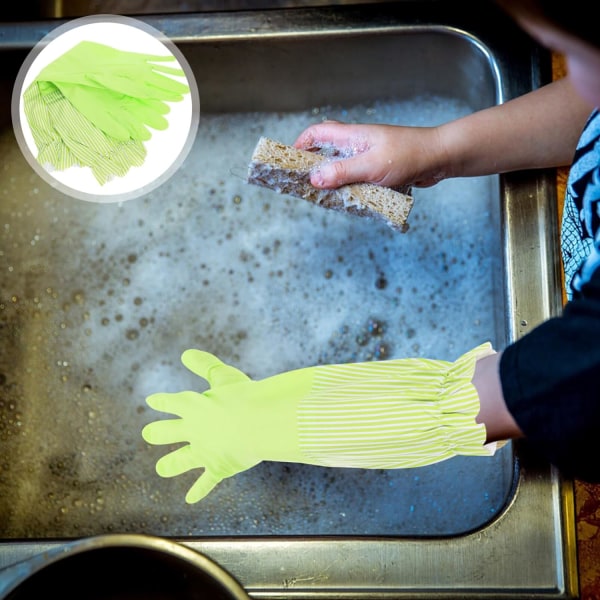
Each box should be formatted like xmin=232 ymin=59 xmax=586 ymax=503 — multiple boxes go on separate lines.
xmin=294 ymin=77 xmax=593 ymax=190
xmin=438 ymin=77 xmax=593 ymax=178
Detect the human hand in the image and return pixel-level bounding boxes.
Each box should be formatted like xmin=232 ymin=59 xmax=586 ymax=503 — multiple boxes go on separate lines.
xmin=294 ymin=120 xmax=449 ymax=189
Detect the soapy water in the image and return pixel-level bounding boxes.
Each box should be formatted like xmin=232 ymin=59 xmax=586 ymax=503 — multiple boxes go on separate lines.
xmin=0 ymin=95 xmax=511 ymax=538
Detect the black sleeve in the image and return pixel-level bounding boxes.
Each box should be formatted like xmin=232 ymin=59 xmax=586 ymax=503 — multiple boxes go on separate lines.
xmin=500 ymin=267 xmax=600 ymax=481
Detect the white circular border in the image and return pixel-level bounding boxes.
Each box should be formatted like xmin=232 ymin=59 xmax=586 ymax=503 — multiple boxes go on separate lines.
xmin=11 ymin=14 xmax=200 ymax=204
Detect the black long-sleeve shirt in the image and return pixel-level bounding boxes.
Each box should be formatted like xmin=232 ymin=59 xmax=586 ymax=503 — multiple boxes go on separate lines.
xmin=500 ymin=110 xmax=600 ymax=480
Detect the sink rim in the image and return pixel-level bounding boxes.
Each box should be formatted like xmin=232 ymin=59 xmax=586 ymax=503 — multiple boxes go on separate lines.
xmin=0 ymin=4 xmax=577 ymax=598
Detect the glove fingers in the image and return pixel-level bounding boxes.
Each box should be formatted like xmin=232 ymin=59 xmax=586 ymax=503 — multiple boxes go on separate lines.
xmin=133 ymin=97 xmax=171 ymax=115
xmin=181 ymin=349 xmax=251 ymax=386
xmin=37 ymin=41 xmax=188 ymax=96
xmin=185 ymin=470 xmax=221 ymax=504
xmin=85 ymin=44 xmax=181 ymax=69
xmin=88 ymin=95 xmax=169 ymax=136
xmin=123 ymin=103 xmax=170 ymax=132
xmin=141 ymin=417 xmax=188 ymax=446
xmin=155 ymin=445 xmax=201 ymax=477
xmin=145 ymin=391 xmax=201 ymax=418
xmin=53 ymin=82 xmax=140 ymax=141
xmin=126 ymin=69 xmax=189 ymax=97
xmin=87 ymin=72 xmax=188 ymax=102
xmin=146 ymin=63 xmax=187 ymax=78
xmin=38 ymin=42 xmax=173 ymax=76
xmin=109 ymin=114 xmax=152 ymax=142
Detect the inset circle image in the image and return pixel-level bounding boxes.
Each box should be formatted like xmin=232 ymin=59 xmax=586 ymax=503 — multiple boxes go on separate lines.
xmin=11 ymin=14 xmax=200 ymax=203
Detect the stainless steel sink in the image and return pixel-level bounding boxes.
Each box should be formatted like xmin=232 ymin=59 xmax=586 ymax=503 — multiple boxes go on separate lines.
xmin=0 ymin=2 xmax=578 ymax=598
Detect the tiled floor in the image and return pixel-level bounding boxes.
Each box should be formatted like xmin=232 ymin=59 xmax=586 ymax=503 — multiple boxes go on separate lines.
xmin=576 ymin=480 xmax=600 ymax=598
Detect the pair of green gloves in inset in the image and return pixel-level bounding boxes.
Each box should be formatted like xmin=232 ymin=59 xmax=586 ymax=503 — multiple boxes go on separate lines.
xmin=142 ymin=343 xmax=498 ymax=504
xmin=22 ymin=41 xmax=189 ymax=184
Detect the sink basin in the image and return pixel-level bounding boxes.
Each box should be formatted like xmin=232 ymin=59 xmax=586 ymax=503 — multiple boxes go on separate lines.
xmin=0 ymin=2 xmax=578 ymax=598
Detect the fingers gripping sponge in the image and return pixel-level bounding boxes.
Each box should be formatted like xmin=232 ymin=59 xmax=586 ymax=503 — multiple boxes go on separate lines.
xmin=246 ymin=136 xmax=414 ymax=232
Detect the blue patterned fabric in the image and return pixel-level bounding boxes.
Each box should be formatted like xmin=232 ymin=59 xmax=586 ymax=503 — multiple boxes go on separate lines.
xmin=561 ymin=110 xmax=600 ymax=299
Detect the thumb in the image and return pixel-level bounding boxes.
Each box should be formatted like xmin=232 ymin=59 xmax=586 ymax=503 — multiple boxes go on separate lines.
xmin=185 ymin=469 xmax=221 ymax=503
xmin=311 ymin=155 xmax=374 ymax=189
xmin=181 ymin=349 xmax=251 ymax=387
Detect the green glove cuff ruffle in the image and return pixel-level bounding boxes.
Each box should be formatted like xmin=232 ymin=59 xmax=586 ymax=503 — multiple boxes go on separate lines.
xmin=436 ymin=342 xmax=497 ymax=458
xmin=297 ymin=342 xmax=496 ymax=469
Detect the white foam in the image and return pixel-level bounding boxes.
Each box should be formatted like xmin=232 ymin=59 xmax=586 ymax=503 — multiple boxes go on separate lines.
xmin=0 ymin=95 xmax=505 ymax=536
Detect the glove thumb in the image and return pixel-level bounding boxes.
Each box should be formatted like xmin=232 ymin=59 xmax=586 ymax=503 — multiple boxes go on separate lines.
xmin=185 ymin=469 xmax=222 ymax=504
xmin=181 ymin=349 xmax=251 ymax=387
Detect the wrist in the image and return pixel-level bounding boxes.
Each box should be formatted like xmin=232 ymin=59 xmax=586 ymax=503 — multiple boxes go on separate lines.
xmin=473 ymin=351 xmax=524 ymax=442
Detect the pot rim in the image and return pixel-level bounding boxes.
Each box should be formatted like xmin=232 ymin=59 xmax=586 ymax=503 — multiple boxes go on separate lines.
xmin=0 ymin=533 xmax=250 ymax=600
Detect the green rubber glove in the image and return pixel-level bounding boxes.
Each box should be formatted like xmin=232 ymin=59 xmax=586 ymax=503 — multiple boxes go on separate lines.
xmin=23 ymin=80 xmax=146 ymax=184
xmin=142 ymin=343 xmax=496 ymax=504
xmin=50 ymin=82 xmax=171 ymax=142
xmin=35 ymin=41 xmax=189 ymax=141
